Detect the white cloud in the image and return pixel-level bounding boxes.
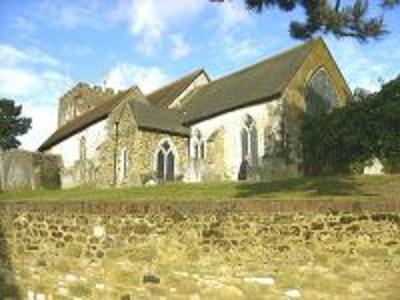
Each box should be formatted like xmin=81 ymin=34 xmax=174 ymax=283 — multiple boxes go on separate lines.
xmin=104 ymin=63 xmax=168 ymax=93
xmin=327 ymin=37 xmax=400 ymax=92
xmin=112 ymin=0 xmax=206 ymax=54
xmin=37 ymin=0 xmax=107 ymax=30
xmin=209 ymin=1 xmax=263 ymax=64
xmin=0 ymin=45 xmax=29 ymax=65
xmin=0 ymin=66 xmax=72 ymax=150
xmin=170 ymin=34 xmax=191 ymax=59
xmin=0 ymin=44 xmax=59 ymax=67
xmin=222 ymin=35 xmax=263 ymax=61
xmin=0 ymin=43 xmax=72 ymax=150
xmin=215 ymin=0 xmax=250 ymax=32
xmin=0 ymin=68 xmax=43 ymax=96
xmin=19 ymin=104 xmax=58 ymax=151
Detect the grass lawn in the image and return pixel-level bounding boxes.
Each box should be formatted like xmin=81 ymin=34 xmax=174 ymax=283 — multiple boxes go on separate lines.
xmin=0 ymin=174 xmax=399 ymax=203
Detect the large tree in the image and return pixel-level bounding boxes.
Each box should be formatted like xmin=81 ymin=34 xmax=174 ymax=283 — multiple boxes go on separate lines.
xmin=0 ymin=99 xmax=32 ymax=150
xmin=300 ymin=74 xmax=400 ymax=175
xmin=212 ymin=0 xmax=399 ymax=42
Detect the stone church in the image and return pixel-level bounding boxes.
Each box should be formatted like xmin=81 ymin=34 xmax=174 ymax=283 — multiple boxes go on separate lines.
xmin=39 ymin=38 xmax=351 ymax=188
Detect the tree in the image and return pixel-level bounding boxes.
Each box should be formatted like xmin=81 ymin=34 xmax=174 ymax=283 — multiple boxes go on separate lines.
xmin=0 ymin=99 xmax=32 ymax=150
xmin=212 ymin=0 xmax=400 ymax=42
xmin=300 ymin=74 xmax=400 ymax=175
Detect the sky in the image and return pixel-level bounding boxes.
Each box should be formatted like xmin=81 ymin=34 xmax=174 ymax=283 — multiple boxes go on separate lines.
xmin=0 ymin=0 xmax=399 ymax=151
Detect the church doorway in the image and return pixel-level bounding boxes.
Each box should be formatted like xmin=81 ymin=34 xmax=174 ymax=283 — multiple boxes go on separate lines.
xmin=156 ymin=140 xmax=175 ymax=181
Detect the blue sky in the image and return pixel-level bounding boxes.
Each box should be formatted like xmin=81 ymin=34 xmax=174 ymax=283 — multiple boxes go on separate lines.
xmin=0 ymin=0 xmax=399 ymax=150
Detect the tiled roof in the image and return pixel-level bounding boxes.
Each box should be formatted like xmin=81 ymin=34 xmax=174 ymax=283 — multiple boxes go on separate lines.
xmin=128 ymin=100 xmax=189 ymax=136
xmin=38 ymin=68 xmax=206 ymax=151
xmin=38 ymin=89 xmax=131 ymax=151
xmin=181 ymin=39 xmax=317 ymax=124
xmin=147 ymin=69 xmax=208 ymax=108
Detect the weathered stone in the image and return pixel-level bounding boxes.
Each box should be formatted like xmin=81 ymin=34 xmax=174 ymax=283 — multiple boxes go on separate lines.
xmin=340 ymin=215 xmax=355 ymax=224
xmin=143 ymin=274 xmax=161 ymax=284
xmin=1 ymin=204 xmax=399 ymax=299
xmin=285 ymin=289 xmax=301 ymax=298
xmin=243 ymin=276 xmax=275 ymax=285
xmin=311 ymin=222 xmax=324 ymax=230
xmin=93 ymin=225 xmax=105 ymax=238
xmin=133 ymin=223 xmax=151 ymax=235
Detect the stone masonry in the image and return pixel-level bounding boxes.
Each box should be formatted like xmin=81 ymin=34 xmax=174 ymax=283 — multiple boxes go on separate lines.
xmin=58 ymin=83 xmax=115 ymax=127
xmin=0 ymin=199 xmax=399 ymax=299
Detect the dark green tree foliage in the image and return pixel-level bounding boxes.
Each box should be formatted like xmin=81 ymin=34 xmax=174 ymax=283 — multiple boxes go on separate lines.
xmin=301 ymin=75 xmax=400 ymax=175
xmin=0 ymin=99 xmax=32 ymax=150
xmin=212 ymin=0 xmax=399 ymax=42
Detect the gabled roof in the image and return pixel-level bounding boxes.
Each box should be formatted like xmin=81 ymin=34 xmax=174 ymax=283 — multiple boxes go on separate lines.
xmin=38 ymin=89 xmax=131 ymax=152
xmin=147 ymin=69 xmax=209 ymax=108
xmin=181 ymin=38 xmax=318 ymax=124
xmin=38 ymin=84 xmax=190 ymax=152
xmin=127 ymin=100 xmax=189 ymax=136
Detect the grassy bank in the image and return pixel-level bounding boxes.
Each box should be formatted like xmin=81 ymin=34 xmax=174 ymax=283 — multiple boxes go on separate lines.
xmin=0 ymin=175 xmax=399 ymax=203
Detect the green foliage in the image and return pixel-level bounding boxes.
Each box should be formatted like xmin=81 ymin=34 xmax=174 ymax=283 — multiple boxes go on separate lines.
xmin=300 ymin=75 xmax=400 ymax=175
xmin=0 ymin=99 xmax=31 ymax=150
xmin=212 ymin=0 xmax=399 ymax=42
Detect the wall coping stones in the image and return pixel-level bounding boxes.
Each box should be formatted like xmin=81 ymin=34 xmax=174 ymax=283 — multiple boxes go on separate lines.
xmin=0 ymin=198 xmax=399 ymax=215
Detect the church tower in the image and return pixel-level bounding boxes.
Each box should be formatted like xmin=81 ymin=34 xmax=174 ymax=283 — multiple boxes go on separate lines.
xmin=57 ymin=82 xmax=115 ymax=127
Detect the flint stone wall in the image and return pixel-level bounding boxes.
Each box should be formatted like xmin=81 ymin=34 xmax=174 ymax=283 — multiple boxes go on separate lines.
xmin=0 ymin=199 xmax=399 ymax=299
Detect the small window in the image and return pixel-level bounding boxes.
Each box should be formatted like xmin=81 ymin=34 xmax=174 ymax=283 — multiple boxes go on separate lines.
xmin=156 ymin=140 xmax=175 ymax=181
xmin=241 ymin=115 xmax=258 ymax=166
xmin=193 ymin=130 xmax=206 ymax=159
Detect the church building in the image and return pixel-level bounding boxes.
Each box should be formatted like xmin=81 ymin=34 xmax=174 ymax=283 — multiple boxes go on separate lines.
xmin=39 ymin=38 xmax=351 ymax=188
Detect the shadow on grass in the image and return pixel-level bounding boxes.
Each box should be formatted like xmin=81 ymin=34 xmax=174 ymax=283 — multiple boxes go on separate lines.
xmin=0 ymin=222 xmax=20 ymax=299
xmin=235 ymin=176 xmax=368 ymax=199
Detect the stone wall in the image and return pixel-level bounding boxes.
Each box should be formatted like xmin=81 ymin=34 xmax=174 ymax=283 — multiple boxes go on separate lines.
xmin=0 ymin=150 xmax=61 ymax=191
xmin=58 ymin=83 xmax=115 ymax=127
xmin=54 ymin=99 xmax=189 ymax=188
xmin=0 ymin=199 xmax=399 ymax=299
xmin=103 ymin=102 xmax=189 ymax=186
xmin=134 ymin=131 xmax=188 ymax=183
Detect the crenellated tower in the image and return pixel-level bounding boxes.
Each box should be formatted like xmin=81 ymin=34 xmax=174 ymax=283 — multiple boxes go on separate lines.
xmin=58 ymin=82 xmax=115 ymax=127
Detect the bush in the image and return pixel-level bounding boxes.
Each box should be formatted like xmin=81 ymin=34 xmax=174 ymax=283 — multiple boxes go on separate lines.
xmin=300 ymin=74 xmax=400 ymax=175
xmin=382 ymin=157 xmax=400 ymax=174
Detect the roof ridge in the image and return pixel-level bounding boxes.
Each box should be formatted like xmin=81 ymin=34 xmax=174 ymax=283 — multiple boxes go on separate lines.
xmin=146 ymin=68 xmax=205 ymax=96
xmin=206 ymin=38 xmax=317 ymax=88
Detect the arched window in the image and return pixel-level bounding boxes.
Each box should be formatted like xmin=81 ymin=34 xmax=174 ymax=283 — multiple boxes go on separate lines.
xmin=305 ymin=68 xmax=338 ymax=114
xmin=193 ymin=130 xmax=206 ymax=160
xmin=156 ymin=140 xmax=175 ymax=181
xmin=241 ymin=115 xmax=258 ymax=165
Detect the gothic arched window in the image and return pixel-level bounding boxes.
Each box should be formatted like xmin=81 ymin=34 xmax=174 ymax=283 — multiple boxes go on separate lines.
xmin=241 ymin=115 xmax=258 ymax=165
xmin=156 ymin=140 xmax=175 ymax=181
xmin=305 ymin=68 xmax=338 ymax=114
xmin=193 ymin=130 xmax=206 ymax=160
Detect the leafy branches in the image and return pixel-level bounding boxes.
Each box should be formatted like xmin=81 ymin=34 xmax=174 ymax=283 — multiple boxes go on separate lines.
xmin=0 ymin=99 xmax=32 ymax=150
xmin=213 ymin=0 xmax=399 ymax=42
xmin=300 ymin=75 xmax=400 ymax=175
